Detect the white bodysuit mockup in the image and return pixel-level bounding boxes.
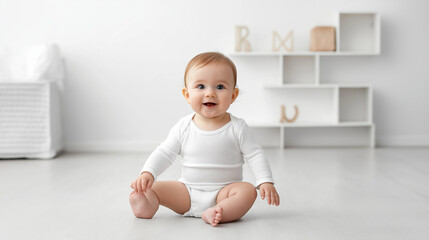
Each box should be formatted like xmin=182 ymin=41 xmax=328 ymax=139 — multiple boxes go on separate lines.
xmin=141 ymin=113 xmax=274 ymax=217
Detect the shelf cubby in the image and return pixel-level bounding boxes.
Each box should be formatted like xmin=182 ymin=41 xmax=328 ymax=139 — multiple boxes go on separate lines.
xmin=267 ymin=87 xmax=337 ymax=123
xmin=338 ymin=12 xmax=380 ymax=53
xmin=339 ymin=86 xmax=372 ymax=123
xmin=282 ymin=56 xmax=316 ymax=85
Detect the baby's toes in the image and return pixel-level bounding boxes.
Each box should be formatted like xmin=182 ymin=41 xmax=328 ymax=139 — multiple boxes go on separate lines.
xmin=215 ymin=206 xmax=223 ymax=214
xmin=214 ymin=213 xmax=222 ymax=222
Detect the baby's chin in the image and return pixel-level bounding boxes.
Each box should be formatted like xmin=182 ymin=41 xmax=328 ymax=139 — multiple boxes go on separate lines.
xmin=199 ymin=112 xmax=230 ymax=119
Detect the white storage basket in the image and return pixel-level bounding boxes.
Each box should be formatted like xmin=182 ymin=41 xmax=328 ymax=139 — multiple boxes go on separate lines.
xmin=0 ymin=82 xmax=62 ymax=158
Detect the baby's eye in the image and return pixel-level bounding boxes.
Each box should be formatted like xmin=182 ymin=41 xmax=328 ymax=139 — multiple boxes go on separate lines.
xmin=197 ymin=84 xmax=205 ymax=89
xmin=216 ymin=85 xmax=225 ymax=90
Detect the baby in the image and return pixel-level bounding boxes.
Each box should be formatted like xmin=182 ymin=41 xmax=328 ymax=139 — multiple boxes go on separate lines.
xmin=129 ymin=52 xmax=280 ymax=227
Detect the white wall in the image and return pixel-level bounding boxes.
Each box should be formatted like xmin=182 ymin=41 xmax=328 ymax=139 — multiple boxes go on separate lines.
xmin=1 ymin=0 xmax=428 ymax=151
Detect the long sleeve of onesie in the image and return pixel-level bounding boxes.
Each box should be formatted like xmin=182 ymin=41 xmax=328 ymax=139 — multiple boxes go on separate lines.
xmin=140 ymin=121 xmax=182 ymax=180
xmin=237 ymin=121 xmax=275 ymax=187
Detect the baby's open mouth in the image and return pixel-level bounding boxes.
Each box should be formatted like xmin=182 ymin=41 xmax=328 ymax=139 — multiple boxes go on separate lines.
xmin=203 ymin=102 xmax=217 ymax=107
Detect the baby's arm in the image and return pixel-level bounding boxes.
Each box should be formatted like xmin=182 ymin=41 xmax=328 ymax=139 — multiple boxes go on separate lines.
xmin=237 ymin=120 xmax=280 ymax=206
xmin=259 ymin=182 xmax=280 ymax=206
xmin=132 ymin=119 xmax=183 ymax=190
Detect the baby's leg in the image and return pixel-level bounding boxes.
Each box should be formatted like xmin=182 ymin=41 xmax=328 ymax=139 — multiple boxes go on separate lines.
xmin=202 ymin=182 xmax=257 ymax=225
xmin=129 ymin=181 xmax=190 ymax=218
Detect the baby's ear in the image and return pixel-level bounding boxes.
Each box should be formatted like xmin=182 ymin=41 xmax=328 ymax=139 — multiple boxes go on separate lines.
xmin=182 ymin=87 xmax=190 ymax=103
xmin=231 ymin=88 xmax=239 ymax=103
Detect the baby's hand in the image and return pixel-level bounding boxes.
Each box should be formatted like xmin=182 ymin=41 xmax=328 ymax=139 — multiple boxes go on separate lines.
xmin=130 ymin=172 xmax=154 ymax=193
xmin=259 ymin=182 xmax=280 ymax=206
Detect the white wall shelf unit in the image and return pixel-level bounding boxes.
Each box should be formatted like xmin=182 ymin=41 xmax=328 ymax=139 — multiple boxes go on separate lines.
xmin=230 ymin=12 xmax=379 ymax=148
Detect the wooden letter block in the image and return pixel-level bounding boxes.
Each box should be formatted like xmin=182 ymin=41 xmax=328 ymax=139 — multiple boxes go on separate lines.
xmin=272 ymin=31 xmax=294 ymax=52
xmin=310 ymin=26 xmax=336 ymax=51
xmin=235 ymin=26 xmax=252 ymax=52
xmin=280 ymin=105 xmax=299 ymax=123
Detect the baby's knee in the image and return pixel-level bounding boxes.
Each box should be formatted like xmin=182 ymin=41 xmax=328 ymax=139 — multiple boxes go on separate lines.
xmin=241 ymin=182 xmax=257 ymax=200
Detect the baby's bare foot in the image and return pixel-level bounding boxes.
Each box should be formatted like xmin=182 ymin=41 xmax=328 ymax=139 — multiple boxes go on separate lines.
xmin=202 ymin=206 xmax=223 ymax=227
xmin=129 ymin=190 xmax=156 ymax=219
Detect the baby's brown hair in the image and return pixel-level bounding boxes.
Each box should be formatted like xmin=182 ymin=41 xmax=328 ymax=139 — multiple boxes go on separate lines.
xmin=184 ymin=52 xmax=237 ymax=88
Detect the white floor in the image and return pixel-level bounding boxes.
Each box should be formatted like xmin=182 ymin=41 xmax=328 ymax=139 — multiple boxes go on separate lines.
xmin=1 ymin=148 xmax=429 ymax=240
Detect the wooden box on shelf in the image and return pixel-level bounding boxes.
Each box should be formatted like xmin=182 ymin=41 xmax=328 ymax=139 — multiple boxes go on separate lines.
xmin=310 ymin=26 xmax=336 ymax=51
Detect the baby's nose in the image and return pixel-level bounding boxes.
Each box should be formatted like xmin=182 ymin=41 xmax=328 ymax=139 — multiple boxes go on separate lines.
xmin=205 ymin=88 xmax=215 ymax=97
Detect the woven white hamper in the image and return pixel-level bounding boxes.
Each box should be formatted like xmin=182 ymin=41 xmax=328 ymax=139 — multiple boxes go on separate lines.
xmin=0 ymin=82 xmax=62 ymax=159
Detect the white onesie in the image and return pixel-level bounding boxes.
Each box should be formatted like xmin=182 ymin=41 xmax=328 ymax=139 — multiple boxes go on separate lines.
xmin=141 ymin=113 xmax=274 ymax=217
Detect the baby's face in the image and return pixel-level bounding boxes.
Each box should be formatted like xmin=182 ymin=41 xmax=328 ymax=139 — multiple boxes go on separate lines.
xmin=183 ymin=63 xmax=238 ymax=120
